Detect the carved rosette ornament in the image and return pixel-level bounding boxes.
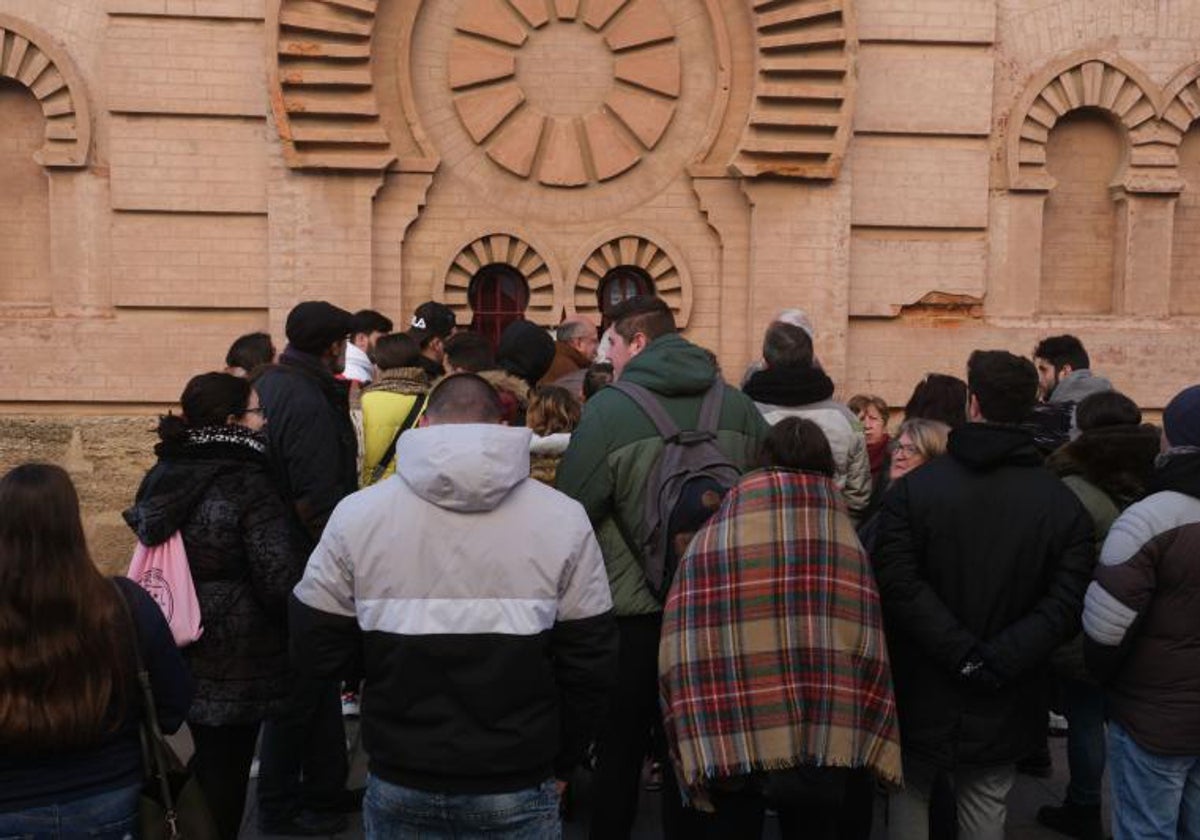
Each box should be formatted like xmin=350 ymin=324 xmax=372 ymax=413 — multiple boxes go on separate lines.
xmin=448 ymin=0 xmax=681 ymax=187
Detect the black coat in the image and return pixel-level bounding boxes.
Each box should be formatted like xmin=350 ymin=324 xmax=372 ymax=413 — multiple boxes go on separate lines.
xmin=124 ymin=430 xmax=303 ymax=726
xmin=255 ymin=347 xmax=358 ymax=548
xmin=872 ymin=424 xmax=1094 ymax=768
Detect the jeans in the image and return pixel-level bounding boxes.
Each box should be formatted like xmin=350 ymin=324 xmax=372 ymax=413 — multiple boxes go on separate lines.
xmin=889 ymin=756 xmax=1015 ymax=840
xmin=189 ymin=720 xmax=262 ymax=840
xmin=1063 ymin=678 xmax=1107 ymax=807
xmin=363 ymin=775 xmax=560 ymax=839
xmin=0 ymin=783 xmax=140 ymax=839
xmin=1109 ymin=720 xmax=1200 ymax=840
xmin=257 ymin=674 xmax=348 ymax=823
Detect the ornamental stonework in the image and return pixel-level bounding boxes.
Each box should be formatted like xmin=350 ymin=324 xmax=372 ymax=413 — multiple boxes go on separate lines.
xmin=449 ymin=0 xmax=681 ymax=188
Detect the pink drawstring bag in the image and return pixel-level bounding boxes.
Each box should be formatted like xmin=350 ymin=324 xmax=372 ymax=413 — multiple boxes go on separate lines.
xmin=127 ymin=532 xmax=203 ymax=646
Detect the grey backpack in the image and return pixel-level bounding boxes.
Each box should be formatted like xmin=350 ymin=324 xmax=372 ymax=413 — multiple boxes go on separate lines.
xmin=612 ymin=377 xmax=740 ymax=600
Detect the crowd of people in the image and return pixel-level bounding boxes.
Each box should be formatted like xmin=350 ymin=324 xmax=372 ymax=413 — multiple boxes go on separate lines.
xmin=1 ymin=294 xmax=1197 ymax=840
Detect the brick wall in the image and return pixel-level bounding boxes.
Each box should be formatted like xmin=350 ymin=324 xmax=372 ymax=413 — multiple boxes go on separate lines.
xmin=0 ymin=80 xmax=50 ymax=305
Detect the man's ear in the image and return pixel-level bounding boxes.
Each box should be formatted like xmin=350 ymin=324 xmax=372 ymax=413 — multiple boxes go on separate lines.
xmin=630 ymin=332 xmax=649 ymax=356
xmin=417 ymin=414 xmax=430 ymax=428
xmin=1059 ymin=363 xmax=1074 ymax=377
xmin=967 ymin=393 xmax=983 ymax=422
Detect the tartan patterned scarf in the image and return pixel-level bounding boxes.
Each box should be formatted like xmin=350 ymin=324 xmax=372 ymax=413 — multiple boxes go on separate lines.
xmin=659 ymin=469 xmax=903 ymax=806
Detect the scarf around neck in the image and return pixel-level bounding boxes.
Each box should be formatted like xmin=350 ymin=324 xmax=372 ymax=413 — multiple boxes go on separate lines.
xmin=660 ymin=469 xmax=903 ymax=807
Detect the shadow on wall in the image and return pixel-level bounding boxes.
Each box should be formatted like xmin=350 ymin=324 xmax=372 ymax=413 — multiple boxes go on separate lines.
xmin=0 ymin=417 xmax=158 ymax=574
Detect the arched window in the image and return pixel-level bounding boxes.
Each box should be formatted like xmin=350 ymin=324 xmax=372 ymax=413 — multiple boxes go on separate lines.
xmin=469 ymin=264 xmax=530 ymax=348
xmin=0 ymin=78 xmax=50 ymax=305
xmin=597 ymin=266 xmax=655 ymax=328
xmin=1040 ymin=109 xmax=1123 ymax=314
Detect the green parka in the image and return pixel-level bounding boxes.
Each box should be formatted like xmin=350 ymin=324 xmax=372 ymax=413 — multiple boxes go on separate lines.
xmin=556 ymin=334 xmax=770 ymax=615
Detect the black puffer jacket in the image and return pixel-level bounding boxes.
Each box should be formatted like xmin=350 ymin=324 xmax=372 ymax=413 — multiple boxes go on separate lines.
xmin=124 ymin=427 xmax=303 ymax=726
xmin=872 ymin=423 xmax=1094 ymax=768
xmin=254 ymin=346 xmax=358 ymax=548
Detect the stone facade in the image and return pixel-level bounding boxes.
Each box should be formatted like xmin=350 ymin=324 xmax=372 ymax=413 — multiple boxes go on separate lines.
xmin=2 ymin=0 xmax=1200 ymax=553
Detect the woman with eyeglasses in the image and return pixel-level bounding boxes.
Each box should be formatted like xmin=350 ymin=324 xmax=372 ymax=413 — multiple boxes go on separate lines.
xmin=859 ymin=419 xmax=951 ymax=553
xmin=124 ymin=372 xmax=303 ymax=839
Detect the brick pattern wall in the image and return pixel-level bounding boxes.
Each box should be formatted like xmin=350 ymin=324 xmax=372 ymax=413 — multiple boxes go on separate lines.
xmin=0 ymin=80 xmax=50 ymax=305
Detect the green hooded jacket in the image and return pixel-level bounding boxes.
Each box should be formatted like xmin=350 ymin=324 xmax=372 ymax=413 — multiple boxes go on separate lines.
xmin=556 ymin=333 xmax=770 ymax=615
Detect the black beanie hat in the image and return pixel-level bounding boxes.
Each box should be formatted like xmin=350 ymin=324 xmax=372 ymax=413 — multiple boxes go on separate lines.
xmin=286 ymin=301 xmax=353 ymax=354
xmin=497 ymin=320 xmax=555 ymax=388
xmin=1163 ymin=385 xmax=1200 ymax=449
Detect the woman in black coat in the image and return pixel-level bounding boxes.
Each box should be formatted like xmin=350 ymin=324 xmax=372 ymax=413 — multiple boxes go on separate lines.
xmin=125 ymin=372 xmax=303 ymax=840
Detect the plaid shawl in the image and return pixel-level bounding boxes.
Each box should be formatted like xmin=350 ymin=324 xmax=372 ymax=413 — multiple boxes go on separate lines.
xmin=659 ymin=468 xmax=903 ymax=806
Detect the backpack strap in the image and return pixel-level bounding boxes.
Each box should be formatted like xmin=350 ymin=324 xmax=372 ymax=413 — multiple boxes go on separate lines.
xmin=369 ymin=394 xmax=426 ymax=485
xmin=696 ymin=378 xmax=725 ymax=434
xmin=611 ymin=380 xmax=682 ymax=440
xmin=612 ymin=378 xmax=725 ymax=442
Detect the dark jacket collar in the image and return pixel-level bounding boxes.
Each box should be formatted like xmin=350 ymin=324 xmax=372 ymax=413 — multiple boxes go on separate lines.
xmin=1150 ymin=449 xmax=1200 ymax=499
xmin=1046 ymin=424 xmax=1160 ymax=507
xmin=948 ymin=423 xmax=1043 ymax=470
xmin=742 ymin=365 xmax=835 ymax=407
xmin=279 ymin=344 xmax=350 ymax=408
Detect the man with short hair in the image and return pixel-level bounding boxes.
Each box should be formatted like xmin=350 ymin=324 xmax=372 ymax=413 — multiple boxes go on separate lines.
xmin=557 ymin=295 xmax=769 ymax=838
xmin=344 ymin=309 xmax=393 ymax=385
xmin=1033 ymin=335 xmax=1113 ymax=405
xmin=1083 ymin=384 xmax=1200 ymax=839
xmin=254 ymin=300 xmax=360 ymax=835
xmin=290 ymin=373 xmax=618 ymax=836
xmin=540 ymin=315 xmax=599 ymax=389
xmin=443 ymin=330 xmax=495 ymax=374
xmin=224 ymin=331 xmax=275 ymax=377
xmin=743 ymin=321 xmax=872 ymax=517
xmin=873 ymin=350 xmax=1094 ymax=840
xmin=407 ymin=301 xmax=457 ymax=380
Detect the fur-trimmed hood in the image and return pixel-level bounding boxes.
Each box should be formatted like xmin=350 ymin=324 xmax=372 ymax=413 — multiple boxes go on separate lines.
xmin=1046 ymin=423 xmax=1160 ymax=508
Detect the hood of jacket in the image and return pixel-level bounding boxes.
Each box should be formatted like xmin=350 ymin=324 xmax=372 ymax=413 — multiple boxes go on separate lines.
xmin=742 ymin=365 xmax=836 ymax=408
xmin=1149 ymin=448 xmax=1200 ymax=499
xmin=948 ymin=423 xmax=1043 ymax=471
xmin=1046 ymin=423 xmax=1160 ymax=507
xmin=1050 ymin=369 xmax=1113 ymax=404
xmin=396 ymin=424 xmax=533 ymax=512
xmin=365 ymin=367 xmax=429 ymax=395
xmin=619 ymin=333 xmax=718 ymax=397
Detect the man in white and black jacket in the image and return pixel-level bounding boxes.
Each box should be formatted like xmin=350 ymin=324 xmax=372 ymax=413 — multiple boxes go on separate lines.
xmin=289 ymin=373 xmax=619 ymax=837
xmin=1083 ymin=384 xmax=1200 ymax=839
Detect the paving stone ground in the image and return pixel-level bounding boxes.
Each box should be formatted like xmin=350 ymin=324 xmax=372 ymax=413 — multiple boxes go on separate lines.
xmin=163 ymin=720 xmax=1106 ymax=838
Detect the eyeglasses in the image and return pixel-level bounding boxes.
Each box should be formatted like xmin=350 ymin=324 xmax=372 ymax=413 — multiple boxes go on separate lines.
xmin=892 ymin=443 xmax=920 ymax=457
xmin=243 ymin=407 xmax=266 ymax=416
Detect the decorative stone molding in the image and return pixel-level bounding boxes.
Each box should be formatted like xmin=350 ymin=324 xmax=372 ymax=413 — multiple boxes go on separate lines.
xmin=1163 ymin=63 xmax=1200 ymax=142
xmin=732 ymin=0 xmax=856 ymax=180
xmin=448 ymin=0 xmax=681 ymax=188
xmin=437 ymin=232 xmax=561 ymax=326
xmin=568 ymin=231 xmax=692 ymax=327
xmin=0 ymin=14 xmax=91 ymax=168
xmin=1007 ymin=55 xmax=1165 ymax=191
xmin=270 ymin=0 xmax=399 ymax=171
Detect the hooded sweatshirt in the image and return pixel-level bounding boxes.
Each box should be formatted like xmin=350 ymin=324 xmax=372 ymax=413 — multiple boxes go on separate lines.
xmin=290 ymin=423 xmax=618 ymax=793
xmin=556 ymin=333 xmax=770 ymax=615
xmin=1050 ymin=369 xmax=1113 ymax=405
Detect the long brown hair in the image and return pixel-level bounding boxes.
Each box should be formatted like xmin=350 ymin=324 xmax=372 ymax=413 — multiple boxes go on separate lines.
xmin=0 ymin=464 xmax=131 ymax=752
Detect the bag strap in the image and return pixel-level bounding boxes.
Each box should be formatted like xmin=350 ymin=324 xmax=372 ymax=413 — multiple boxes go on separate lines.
xmin=110 ymin=580 xmax=182 ymax=840
xmin=611 ymin=380 xmax=681 ymax=440
xmin=696 ymin=378 xmax=725 ymax=435
xmin=369 ymin=394 xmax=426 ymax=484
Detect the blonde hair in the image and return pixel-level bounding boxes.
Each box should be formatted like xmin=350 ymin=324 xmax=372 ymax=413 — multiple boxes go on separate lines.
xmin=896 ymin=417 xmax=950 ymax=461
xmin=527 ymin=386 xmax=581 ymax=436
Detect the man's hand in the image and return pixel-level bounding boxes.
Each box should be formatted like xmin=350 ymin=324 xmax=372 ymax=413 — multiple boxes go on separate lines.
xmin=958 ymin=650 xmax=1005 ymax=693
